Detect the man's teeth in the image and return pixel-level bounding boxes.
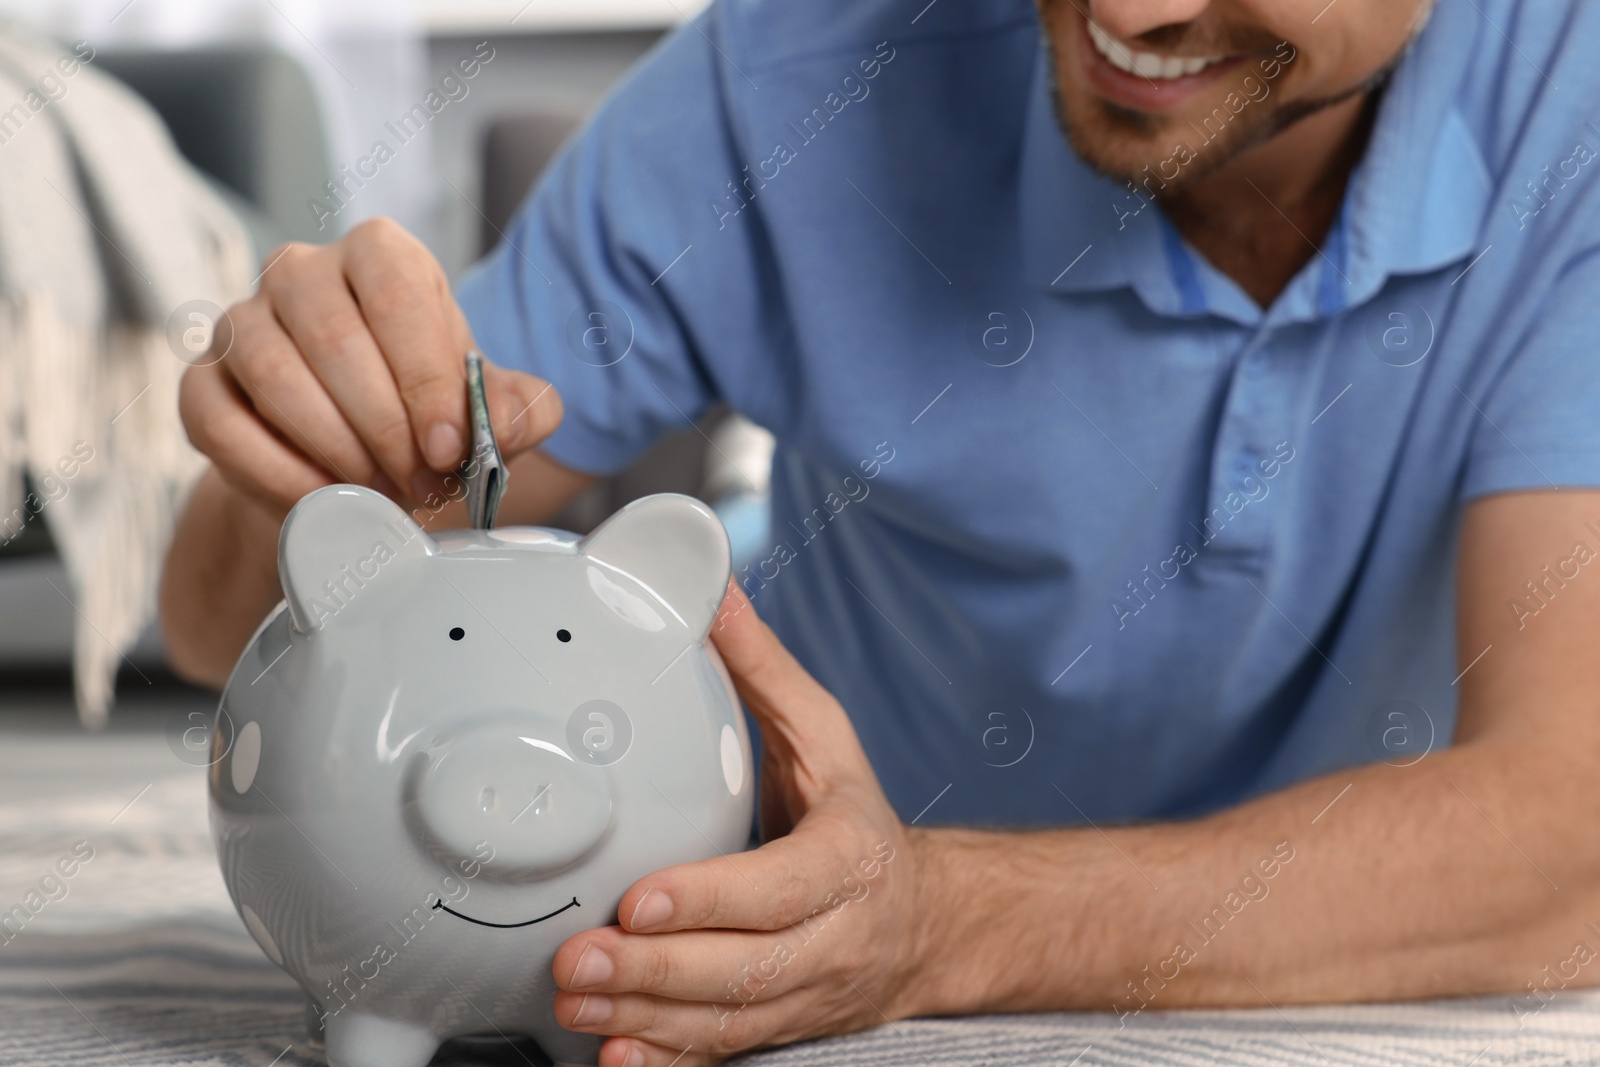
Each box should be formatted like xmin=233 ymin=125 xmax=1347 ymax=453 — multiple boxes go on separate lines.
xmin=1087 ymin=20 xmax=1224 ymax=79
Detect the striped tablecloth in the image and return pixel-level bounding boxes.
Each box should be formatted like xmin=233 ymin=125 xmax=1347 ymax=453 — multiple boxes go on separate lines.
xmin=2 ymin=710 xmax=1596 ymax=1067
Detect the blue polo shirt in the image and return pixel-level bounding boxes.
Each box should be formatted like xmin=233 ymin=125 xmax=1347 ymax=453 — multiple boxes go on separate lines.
xmin=458 ymin=0 xmax=1600 ymax=826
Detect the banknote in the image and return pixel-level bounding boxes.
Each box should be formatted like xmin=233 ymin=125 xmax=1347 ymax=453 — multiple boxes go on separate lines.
xmin=461 ymin=349 xmax=506 ymax=529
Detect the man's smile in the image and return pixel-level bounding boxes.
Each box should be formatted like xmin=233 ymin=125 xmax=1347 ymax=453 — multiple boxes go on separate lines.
xmin=1077 ymin=10 xmax=1251 ymax=113
xmin=432 ymin=896 xmax=581 ymax=929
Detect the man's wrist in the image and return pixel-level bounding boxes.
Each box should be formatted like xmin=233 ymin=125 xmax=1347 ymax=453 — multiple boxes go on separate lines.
xmin=901 ymin=825 xmax=1049 ymax=1017
xmin=900 ymin=823 xmax=1164 ymax=1018
xmin=900 ymin=825 xmax=964 ymax=1017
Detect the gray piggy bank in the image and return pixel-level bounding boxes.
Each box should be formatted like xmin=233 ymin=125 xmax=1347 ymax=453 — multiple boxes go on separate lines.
xmin=209 ymin=485 xmax=754 ymax=1067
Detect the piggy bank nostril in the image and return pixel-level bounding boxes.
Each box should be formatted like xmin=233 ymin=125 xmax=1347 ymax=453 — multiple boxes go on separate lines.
xmin=407 ymin=726 xmax=613 ymax=878
xmin=511 ymin=783 xmax=552 ymax=822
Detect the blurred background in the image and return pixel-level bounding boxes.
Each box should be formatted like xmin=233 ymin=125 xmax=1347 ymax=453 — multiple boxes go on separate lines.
xmin=0 ymin=0 xmax=774 ymax=720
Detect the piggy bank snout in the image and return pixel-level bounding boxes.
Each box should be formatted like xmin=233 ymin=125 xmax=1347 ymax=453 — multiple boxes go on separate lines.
xmin=407 ymin=728 xmax=613 ymax=878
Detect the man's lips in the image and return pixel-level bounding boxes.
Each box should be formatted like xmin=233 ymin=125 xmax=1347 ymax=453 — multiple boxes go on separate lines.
xmin=1075 ymin=11 xmax=1248 ymax=113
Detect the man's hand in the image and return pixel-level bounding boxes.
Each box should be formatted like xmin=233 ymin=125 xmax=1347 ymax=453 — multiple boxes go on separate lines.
xmin=178 ymin=217 xmax=562 ymax=513
xmin=162 ymin=218 xmax=592 ymax=687
xmin=550 ymin=583 xmax=935 ymax=1067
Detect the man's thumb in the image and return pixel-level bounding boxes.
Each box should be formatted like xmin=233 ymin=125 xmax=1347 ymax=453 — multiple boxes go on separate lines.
xmin=710 ymin=580 xmax=859 ymax=755
xmin=485 ymin=362 xmax=563 ymax=455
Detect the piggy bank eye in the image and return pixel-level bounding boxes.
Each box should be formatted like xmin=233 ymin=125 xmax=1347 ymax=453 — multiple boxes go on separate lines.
xmin=556 ymin=629 xmax=572 ymax=643
xmin=449 ymin=627 xmax=465 ymax=641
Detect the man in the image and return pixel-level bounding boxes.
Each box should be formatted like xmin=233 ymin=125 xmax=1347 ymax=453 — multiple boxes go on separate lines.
xmin=161 ymin=0 xmax=1600 ymax=1063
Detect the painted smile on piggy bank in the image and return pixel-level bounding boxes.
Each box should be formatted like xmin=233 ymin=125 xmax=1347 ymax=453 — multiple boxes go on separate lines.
xmin=432 ymin=895 xmax=581 ymax=927
xmin=209 ymin=486 xmax=755 ymax=1067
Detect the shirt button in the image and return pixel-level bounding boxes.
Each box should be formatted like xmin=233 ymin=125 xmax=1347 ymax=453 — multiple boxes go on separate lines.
xmin=1232 ymin=452 xmax=1260 ymax=481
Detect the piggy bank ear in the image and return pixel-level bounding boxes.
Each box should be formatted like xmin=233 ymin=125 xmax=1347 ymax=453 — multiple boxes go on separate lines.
xmin=578 ymin=493 xmax=731 ymax=637
xmin=279 ymin=485 xmax=438 ymax=633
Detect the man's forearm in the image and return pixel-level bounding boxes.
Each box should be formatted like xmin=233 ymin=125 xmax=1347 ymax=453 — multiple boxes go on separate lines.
xmin=912 ymin=737 xmax=1600 ymax=1020
xmin=159 ymin=469 xmax=288 ymax=688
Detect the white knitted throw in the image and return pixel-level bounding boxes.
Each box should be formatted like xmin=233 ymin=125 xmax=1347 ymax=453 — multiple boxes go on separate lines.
xmin=0 ymin=29 xmax=252 ymax=725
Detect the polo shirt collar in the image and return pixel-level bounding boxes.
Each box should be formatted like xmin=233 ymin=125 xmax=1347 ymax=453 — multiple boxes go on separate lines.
xmin=1017 ymin=1 xmax=1490 ymax=326
xmin=1338 ymin=0 xmax=1490 ymax=297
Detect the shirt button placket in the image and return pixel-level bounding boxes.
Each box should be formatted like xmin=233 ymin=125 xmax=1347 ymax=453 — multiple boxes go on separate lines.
xmin=1201 ymin=334 xmax=1276 ymax=560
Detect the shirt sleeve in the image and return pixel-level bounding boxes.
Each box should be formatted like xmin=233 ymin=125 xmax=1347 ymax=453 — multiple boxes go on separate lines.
xmin=455 ymin=5 xmax=781 ymax=477
xmin=1460 ymin=245 xmax=1600 ymax=501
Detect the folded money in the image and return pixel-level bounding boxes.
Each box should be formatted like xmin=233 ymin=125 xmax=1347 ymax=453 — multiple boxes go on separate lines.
xmin=461 ymin=349 xmax=506 ymax=530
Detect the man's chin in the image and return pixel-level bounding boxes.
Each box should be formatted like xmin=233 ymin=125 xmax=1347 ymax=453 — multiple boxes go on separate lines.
xmin=1057 ymin=95 xmax=1315 ymax=194
xmin=1054 ymin=73 xmax=1394 ymax=194
xmin=1057 ymin=102 xmax=1217 ymax=191
xmin=1047 ymin=71 xmax=1215 ymax=191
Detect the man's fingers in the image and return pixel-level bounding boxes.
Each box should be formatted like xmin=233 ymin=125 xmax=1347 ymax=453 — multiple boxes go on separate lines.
xmin=553 ymin=925 xmax=818 ymax=1003
xmin=617 ymin=820 xmax=896 ymax=934
xmin=182 ymin=223 xmax=512 ymax=510
xmin=221 ymin=305 xmax=375 ymax=487
xmin=343 ymin=218 xmax=467 ymax=471
xmin=557 ymin=989 xmax=794 ymax=1061
xmin=265 ymin=249 xmax=429 ymax=498
xmin=599 ymin=1039 xmax=716 ymax=1067
xmin=179 ymin=363 xmax=332 ymax=510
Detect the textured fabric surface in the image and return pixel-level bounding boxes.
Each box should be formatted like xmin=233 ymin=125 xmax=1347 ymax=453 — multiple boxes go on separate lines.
xmin=1 ymin=720 xmax=1596 ymax=1067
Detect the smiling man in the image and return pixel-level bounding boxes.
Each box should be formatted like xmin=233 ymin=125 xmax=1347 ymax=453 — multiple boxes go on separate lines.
xmin=162 ymin=0 xmax=1600 ymax=1064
